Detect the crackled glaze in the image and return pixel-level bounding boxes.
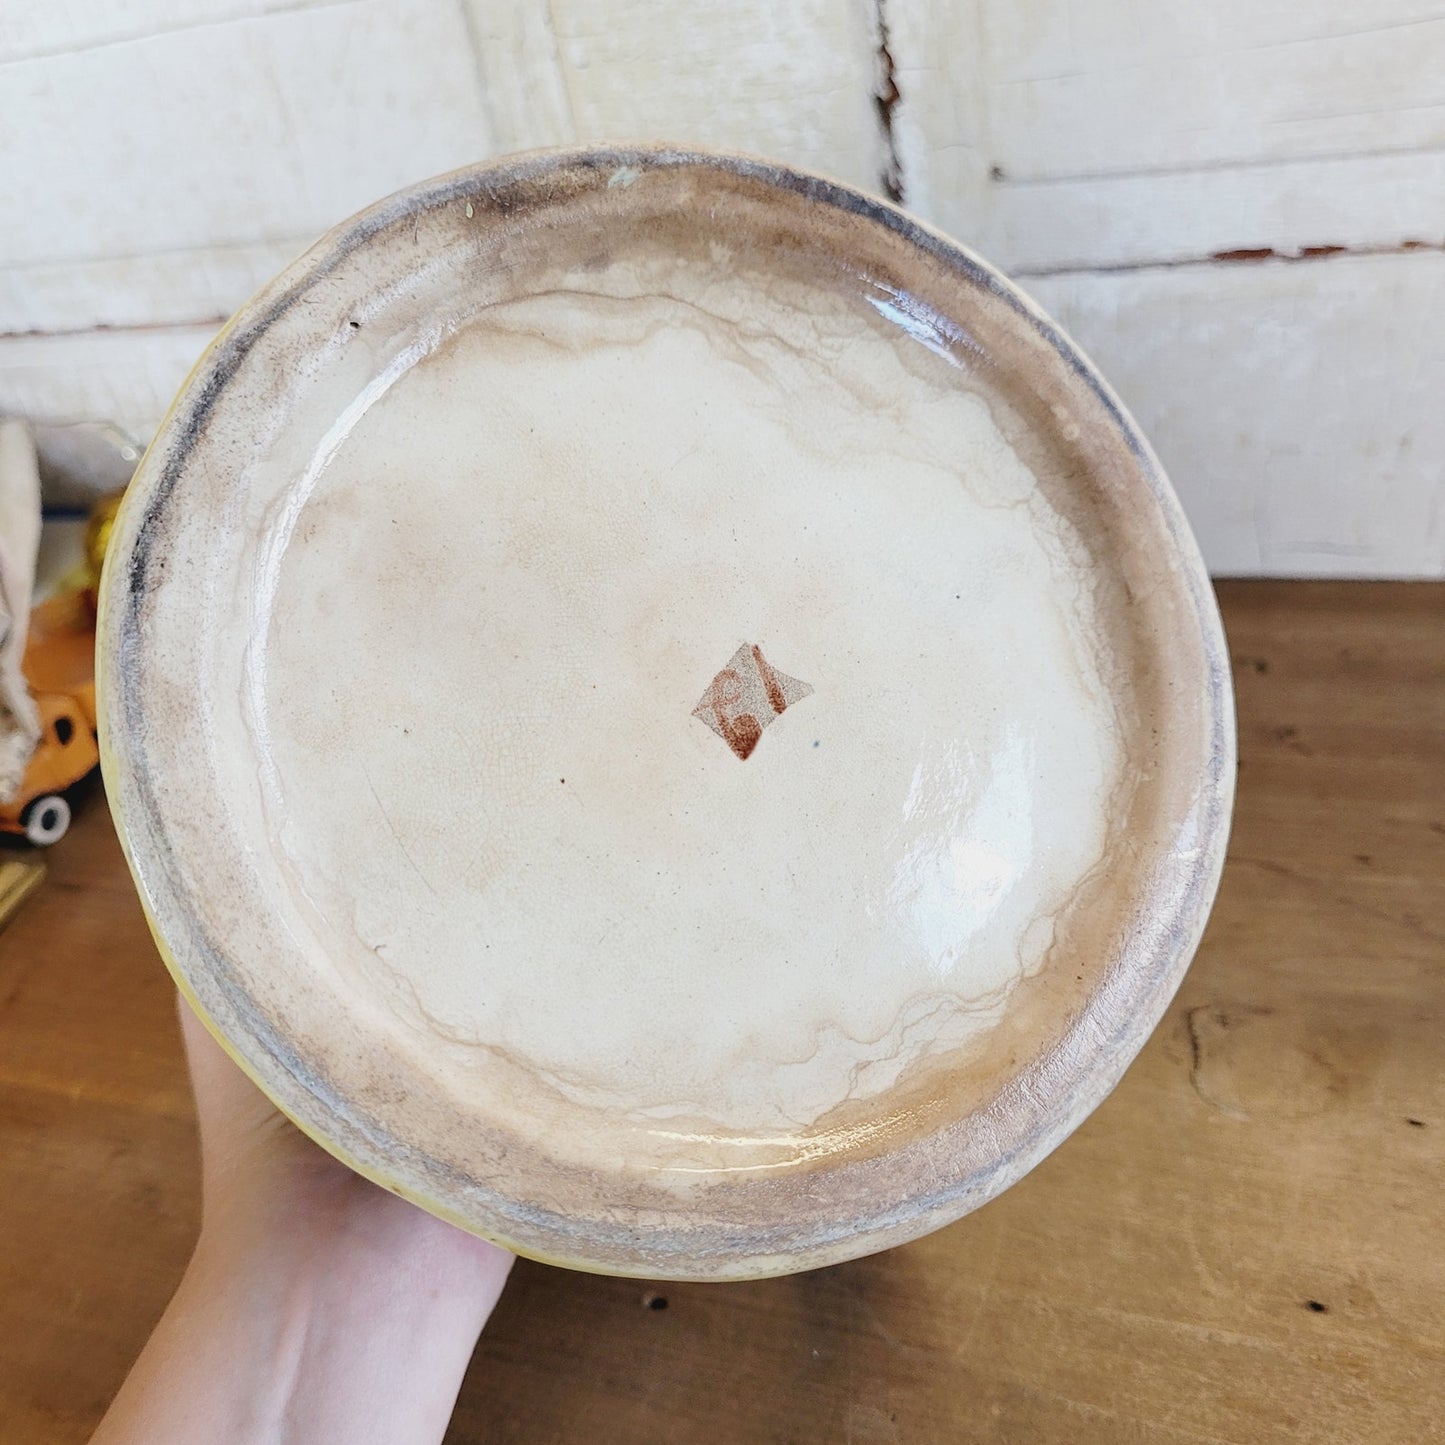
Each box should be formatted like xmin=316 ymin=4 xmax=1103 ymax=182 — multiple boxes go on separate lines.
xmin=99 ymin=150 xmax=1234 ymax=1279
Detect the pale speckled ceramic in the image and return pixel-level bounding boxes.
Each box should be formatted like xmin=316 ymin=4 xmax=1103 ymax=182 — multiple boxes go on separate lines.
xmin=98 ymin=148 xmax=1234 ymax=1280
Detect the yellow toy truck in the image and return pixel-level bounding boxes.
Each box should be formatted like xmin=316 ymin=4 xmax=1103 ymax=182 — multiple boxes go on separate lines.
xmin=0 ymin=588 xmax=98 ymax=846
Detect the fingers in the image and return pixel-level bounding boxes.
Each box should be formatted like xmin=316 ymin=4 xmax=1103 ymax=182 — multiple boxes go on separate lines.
xmin=175 ymin=992 xmax=285 ymax=1154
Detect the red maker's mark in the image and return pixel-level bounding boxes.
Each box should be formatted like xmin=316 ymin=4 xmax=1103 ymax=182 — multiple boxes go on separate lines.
xmin=691 ymin=643 xmax=813 ymax=761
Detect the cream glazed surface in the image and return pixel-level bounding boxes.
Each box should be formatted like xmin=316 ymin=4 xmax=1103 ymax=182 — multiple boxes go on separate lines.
xmin=100 ymin=150 xmax=1234 ymax=1278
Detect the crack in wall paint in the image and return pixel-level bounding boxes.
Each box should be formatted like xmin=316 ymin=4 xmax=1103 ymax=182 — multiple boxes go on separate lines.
xmin=872 ymin=0 xmax=904 ymax=204
xmin=1010 ymin=236 xmax=1445 ymax=280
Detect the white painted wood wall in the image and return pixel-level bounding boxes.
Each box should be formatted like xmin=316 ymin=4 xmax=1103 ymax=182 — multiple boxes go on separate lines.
xmin=3 ymin=0 xmax=1442 ymax=576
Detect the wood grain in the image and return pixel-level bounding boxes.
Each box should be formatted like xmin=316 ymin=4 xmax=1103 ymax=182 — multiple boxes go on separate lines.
xmin=0 ymin=583 xmax=1441 ymax=1443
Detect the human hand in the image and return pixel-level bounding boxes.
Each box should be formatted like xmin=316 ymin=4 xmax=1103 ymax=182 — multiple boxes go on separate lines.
xmin=92 ymin=997 xmax=513 ymax=1445
xmin=178 ymin=993 xmax=509 ymax=1283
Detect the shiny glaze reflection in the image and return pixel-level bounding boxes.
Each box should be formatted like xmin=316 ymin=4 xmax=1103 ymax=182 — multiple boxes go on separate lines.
xmin=248 ymin=252 xmax=1124 ymax=1178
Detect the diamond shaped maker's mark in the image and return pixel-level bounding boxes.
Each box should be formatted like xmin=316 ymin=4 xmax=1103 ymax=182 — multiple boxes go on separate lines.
xmin=692 ymin=643 xmax=813 ymax=760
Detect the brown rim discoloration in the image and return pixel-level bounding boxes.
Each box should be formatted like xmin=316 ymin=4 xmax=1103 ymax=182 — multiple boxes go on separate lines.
xmin=99 ymin=147 xmax=1234 ymax=1280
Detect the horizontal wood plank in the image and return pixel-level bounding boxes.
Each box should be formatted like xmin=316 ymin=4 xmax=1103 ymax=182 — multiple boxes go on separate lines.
xmin=1026 ymin=250 xmax=1445 ymax=577
xmin=544 ymin=0 xmax=883 ymax=192
xmin=979 ymin=0 xmax=1445 ymax=180
xmin=0 ymin=0 xmax=490 ymax=269
xmin=890 ymin=0 xmax=1445 ymax=271
xmin=961 ymin=154 xmax=1445 ymax=276
xmin=0 ymin=325 xmax=219 ymax=436
xmin=0 ymin=239 xmax=308 ymax=336
xmin=0 ymin=0 xmax=344 ymax=64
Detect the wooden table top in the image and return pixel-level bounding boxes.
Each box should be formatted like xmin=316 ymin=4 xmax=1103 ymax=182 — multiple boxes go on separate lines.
xmin=1 ymin=580 xmax=1441 ymax=1444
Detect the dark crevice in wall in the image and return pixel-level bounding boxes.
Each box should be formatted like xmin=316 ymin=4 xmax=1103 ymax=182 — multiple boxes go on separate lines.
xmin=1010 ymin=236 xmax=1445 ymax=280
xmin=0 ymin=315 xmax=229 ymax=342
xmin=873 ymin=0 xmax=904 ymax=204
